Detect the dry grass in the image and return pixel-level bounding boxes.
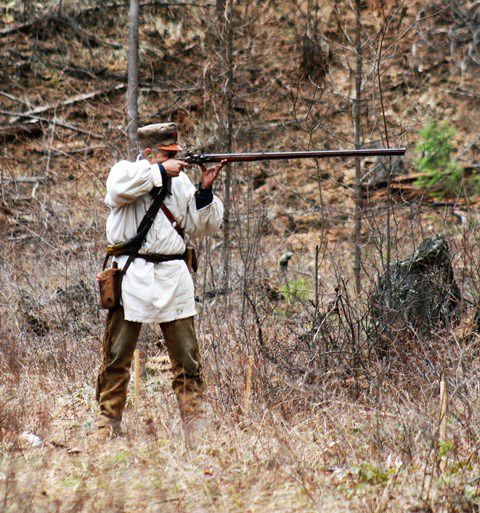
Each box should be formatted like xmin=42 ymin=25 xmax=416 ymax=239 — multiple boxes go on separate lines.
xmin=2 ymin=360 xmax=480 ymax=512
xmin=1 ymin=235 xmax=480 ymax=512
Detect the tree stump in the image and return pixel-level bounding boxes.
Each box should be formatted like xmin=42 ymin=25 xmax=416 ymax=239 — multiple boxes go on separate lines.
xmin=369 ymin=236 xmax=460 ymax=352
xmin=300 ymin=34 xmax=330 ymax=81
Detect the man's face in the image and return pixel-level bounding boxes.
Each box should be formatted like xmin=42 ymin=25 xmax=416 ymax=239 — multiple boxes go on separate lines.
xmin=163 ymin=149 xmax=178 ymax=159
xmin=144 ymin=147 xmax=178 ymax=163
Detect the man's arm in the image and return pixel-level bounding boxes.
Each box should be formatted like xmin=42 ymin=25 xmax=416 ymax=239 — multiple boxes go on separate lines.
xmin=195 ymin=183 xmax=214 ymax=210
xmin=193 ymin=158 xmax=227 ymax=209
xmin=182 ymin=160 xmax=226 ymax=238
xmin=105 ymin=159 xmax=164 ymax=208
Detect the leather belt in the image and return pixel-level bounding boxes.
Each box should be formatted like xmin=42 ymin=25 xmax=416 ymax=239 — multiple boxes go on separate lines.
xmin=123 ymin=252 xmax=185 ymax=264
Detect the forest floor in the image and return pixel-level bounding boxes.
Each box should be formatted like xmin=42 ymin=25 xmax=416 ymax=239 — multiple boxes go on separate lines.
xmin=3 ymin=370 xmax=479 ymax=513
xmin=1 ymin=1 xmax=480 ymax=512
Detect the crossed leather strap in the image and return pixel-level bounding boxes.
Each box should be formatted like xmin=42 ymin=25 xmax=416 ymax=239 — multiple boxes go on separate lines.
xmin=102 ymin=184 xmax=185 ymax=274
xmin=160 ymin=203 xmax=184 ymax=238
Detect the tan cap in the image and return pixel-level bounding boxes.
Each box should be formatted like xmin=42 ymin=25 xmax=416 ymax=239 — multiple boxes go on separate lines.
xmin=137 ymin=122 xmax=183 ymax=151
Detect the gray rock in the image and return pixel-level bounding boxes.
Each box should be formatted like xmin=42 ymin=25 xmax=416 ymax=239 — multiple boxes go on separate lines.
xmin=369 ymin=236 xmax=460 ymax=350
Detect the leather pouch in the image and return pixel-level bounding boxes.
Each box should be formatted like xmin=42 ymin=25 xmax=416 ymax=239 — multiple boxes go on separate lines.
xmin=96 ymin=261 xmax=122 ymax=309
xmin=184 ymin=246 xmax=198 ymax=273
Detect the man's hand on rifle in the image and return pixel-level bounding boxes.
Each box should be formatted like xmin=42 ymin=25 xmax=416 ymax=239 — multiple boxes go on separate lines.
xmin=199 ymin=159 xmax=227 ymax=189
xmin=144 ymin=147 xmax=192 ymax=177
xmin=162 ymin=158 xmax=192 ymax=177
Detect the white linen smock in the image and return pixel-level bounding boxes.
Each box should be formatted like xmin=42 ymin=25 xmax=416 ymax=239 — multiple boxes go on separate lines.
xmin=104 ymin=157 xmax=224 ymax=323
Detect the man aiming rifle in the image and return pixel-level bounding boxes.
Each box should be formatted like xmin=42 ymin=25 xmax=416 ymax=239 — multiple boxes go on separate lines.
xmin=95 ymin=122 xmax=226 ymax=444
xmin=95 ymin=120 xmax=405 ymax=444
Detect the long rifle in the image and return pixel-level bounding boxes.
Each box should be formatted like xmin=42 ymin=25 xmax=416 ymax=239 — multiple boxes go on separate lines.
xmin=182 ymin=147 xmax=406 ymax=165
xmin=105 ymin=147 xmax=405 ymax=258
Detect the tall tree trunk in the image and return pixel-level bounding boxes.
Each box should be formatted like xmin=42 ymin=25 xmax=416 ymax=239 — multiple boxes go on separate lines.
xmin=127 ymin=0 xmax=139 ymax=157
xmin=222 ymin=0 xmax=234 ymax=293
xmin=376 ymin=20 xmax=392 ymax=319
xmin=216 ymin=0 xmax=225 ymax=22
xmin=353 ymin=0 xmax=362 ymax=295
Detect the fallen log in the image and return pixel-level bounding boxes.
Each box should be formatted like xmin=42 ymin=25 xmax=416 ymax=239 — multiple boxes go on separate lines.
xmin=448 ymin=88 xmax=480 ymax=101
xmin=389 ymin=183 xmax=425 ymax=193
xmin=0 ymin=0 xmax=216 ymax=36
xmin=0 ymin=121 xmax=43 ymax=141
xmin=361 ymin=187 xmax=426 ymax=203
xmin=0 ymin=14 xmax=51 ymax=36
xmin=8 ymin=84 xmax=126 ymax=123
xmin=139 ymin=86 xmax=204 ymax=94
xmin=1 ymin=176 xmax=47 ymax=183
xmin=0 ymin=110 xmax=103 ymax=140
xmin=31 ymin=145 xmax=107 ymax=157
xmin=362 ymin=172 xmax=429 ymax=190
xmin=0 ymin=90 xmax=30 ymax=108
xmin=77 ymin=0 xmax=215 ymax=16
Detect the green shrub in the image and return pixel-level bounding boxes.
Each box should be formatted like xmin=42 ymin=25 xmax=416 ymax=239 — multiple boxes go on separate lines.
xmin=280 ymin=278 xmax=310 ymax=303
xmin=413 ymin=120 xmax=476 ymax=197
xmin=355 ymin=463 xmax=396 ymax=486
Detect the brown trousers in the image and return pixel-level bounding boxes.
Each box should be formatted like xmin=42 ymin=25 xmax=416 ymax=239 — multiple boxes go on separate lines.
xmin=96 ymin=305 xmax=204 ymax=429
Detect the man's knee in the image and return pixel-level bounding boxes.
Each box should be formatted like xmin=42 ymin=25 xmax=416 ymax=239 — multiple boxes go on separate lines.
xmin=161 ymin=316 xmax=201 ymax=375
xmin=101 ymin=306 xmax=140 ymax=367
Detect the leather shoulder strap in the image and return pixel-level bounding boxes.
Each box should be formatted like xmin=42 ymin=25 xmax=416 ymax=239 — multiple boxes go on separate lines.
xmin=118 ymin=186 xmax=168 ymax=275
xmin=161 ymin=203 xmax=184 ymax=239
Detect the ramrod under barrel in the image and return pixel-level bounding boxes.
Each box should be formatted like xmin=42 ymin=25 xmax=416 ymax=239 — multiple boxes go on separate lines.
xmin=182 ymin=147 xmax=406 ymax=165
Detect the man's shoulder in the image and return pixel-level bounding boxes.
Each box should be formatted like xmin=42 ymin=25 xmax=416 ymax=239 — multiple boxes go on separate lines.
xmin=110 ymin=158 xmax=129 ymax=171
xmin=110 ymin=157 xmax=149 ymax=173
xmin=111 ymin=157 xmax=140 ymax=167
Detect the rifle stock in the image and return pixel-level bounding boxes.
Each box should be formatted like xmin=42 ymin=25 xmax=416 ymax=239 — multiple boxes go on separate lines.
xmin=182 ymin=147 xmax=406 ymax=165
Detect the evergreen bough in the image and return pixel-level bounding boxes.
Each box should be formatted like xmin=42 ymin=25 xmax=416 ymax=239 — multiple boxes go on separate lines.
xmin=414 ymin=120 xmax=479 ymax=197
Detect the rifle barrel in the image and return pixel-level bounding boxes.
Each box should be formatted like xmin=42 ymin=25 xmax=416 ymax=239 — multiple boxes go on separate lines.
xmin=184 ymin=147 xmax=406 ymax=164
